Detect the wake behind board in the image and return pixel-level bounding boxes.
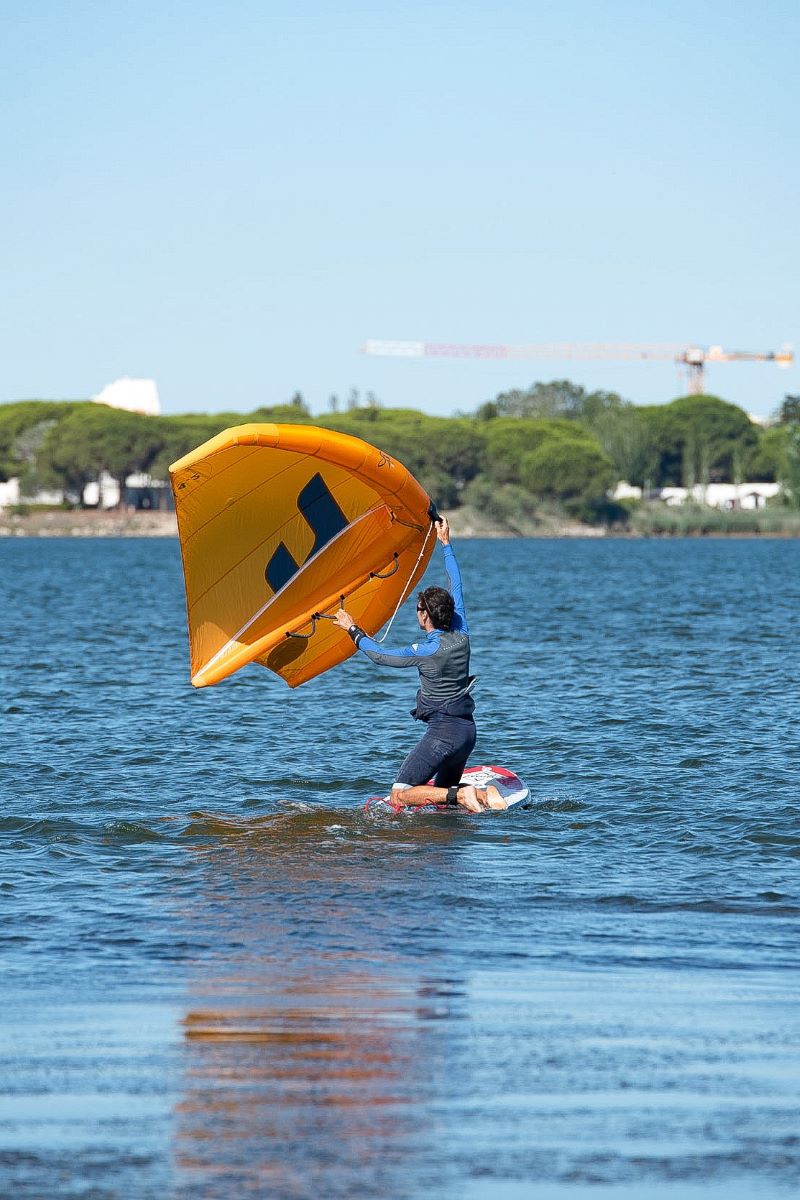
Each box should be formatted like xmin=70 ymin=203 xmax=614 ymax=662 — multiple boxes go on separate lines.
xmin=366 ymin=765 xmax=529 ymax=814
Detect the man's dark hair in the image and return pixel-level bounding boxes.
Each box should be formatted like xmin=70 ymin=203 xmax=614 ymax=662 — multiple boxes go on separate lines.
xmin=419 ymin=586 xmax=454 ymax=631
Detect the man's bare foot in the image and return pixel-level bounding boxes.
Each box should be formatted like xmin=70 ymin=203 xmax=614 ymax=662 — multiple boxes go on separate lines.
xmin=456 ymin=784 xmax=507 ymax=812
xmin=483 ymin=785 xmax=508 ymax=810
xmin=456 ymin=786 xmax=483 ymax=813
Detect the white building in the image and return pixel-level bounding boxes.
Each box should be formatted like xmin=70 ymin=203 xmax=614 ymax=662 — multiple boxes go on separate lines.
xmin=81 ymin=472 xmax=171 ymax=510
xmin=0 ymin=478 xmax=63 ymax=507
xmin=614 ymin=479 xmax=783 ymax=509
xmin=92 ymin=377 xmax=160 ymax=416
xmin=658 ymin=482 xmax=780 ymax=509
xmin=612 ymin=481 xmax=643 ymax=501
xmin=1 ymin=471 xmax=171 ymax=510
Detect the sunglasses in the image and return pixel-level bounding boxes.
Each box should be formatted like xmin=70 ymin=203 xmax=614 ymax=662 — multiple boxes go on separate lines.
xmin=416 ymin=603 xmax=427 ymax=613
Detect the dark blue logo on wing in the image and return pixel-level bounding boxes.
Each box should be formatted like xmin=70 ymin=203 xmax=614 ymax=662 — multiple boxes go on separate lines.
xmin=265 ymin=473 xmax=348 ymax=593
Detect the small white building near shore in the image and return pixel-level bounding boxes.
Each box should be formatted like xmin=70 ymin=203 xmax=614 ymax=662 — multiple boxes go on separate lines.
xmin=659 ymin=483 xmax=780 ymax=509
xmin=0 ymin=478 xmax=63 ymax=507
xmin=613 ymin=481 xmax=781 ymax=509
xmin=1 ymin=471 xmax=172 ymax=510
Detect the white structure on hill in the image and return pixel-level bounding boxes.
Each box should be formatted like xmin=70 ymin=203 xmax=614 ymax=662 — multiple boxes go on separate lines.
xmin=92 ymin=377 xmax=160 ymax=416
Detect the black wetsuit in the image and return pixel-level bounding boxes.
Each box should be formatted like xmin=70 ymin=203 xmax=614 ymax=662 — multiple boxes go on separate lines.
xmin=350 ymin=543 xmax=476 ymax=788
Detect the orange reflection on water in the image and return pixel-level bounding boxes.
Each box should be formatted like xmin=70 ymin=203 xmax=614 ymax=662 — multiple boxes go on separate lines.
xmin=171 ymin=806 xmax=469 ymax=1194
xmin=174 ymin=972 xmax=463 ymax=1196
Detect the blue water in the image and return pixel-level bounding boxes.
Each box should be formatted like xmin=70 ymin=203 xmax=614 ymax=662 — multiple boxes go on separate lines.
xmin=1 ymin=536 xmax=799 ymax=1199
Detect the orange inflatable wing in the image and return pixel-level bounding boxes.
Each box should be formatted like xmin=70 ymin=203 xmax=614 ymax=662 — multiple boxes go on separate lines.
xmin=169 ymin=424 xmax=436 ymax=688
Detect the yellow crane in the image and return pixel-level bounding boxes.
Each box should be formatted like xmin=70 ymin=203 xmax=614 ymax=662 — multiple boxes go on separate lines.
xmin=362 ymin=339 xmax=794 ymax=395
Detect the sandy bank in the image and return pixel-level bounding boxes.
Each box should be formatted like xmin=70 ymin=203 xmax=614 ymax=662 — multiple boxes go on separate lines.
xmin=0 ymin=507 xmax=603 ymax=539
xmin=0 ymin=509 xmax=179 ymax=537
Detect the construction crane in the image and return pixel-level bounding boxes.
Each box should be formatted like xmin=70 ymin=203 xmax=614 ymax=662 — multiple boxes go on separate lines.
xmin=362 ymin=339 xmax=794 ymax=396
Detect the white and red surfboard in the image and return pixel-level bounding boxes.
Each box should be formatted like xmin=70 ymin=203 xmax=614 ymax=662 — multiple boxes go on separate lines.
xmin=366 ymin=764 xmax=529 ymax=814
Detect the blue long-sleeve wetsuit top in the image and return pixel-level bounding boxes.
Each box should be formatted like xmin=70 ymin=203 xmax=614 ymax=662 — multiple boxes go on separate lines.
xmin=351 ymin=544 xmax=476 ymax=720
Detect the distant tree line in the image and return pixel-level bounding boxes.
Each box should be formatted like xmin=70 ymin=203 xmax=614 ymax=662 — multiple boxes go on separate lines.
xmin=2 ymin=384 xmax=799 ymax=523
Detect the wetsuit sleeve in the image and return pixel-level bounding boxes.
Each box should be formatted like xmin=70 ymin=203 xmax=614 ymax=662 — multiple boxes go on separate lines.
xmin=443 ymin=543 xmax=468 ymax=634
xmin=352 ymin=631 xmax=441 ymax=668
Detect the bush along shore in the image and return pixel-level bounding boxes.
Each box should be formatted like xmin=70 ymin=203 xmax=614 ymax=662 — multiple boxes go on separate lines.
xmin=1 ymin=382 xmax=799 ymax=535
xmin=627 ymin=503 xmax=800 ymax=537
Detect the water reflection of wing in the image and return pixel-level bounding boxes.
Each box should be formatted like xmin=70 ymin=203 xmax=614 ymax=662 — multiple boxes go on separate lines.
xmin=172 ymin=811 xmax=467 ymax=1195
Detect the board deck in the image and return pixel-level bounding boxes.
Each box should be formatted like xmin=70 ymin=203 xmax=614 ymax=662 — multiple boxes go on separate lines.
xmin=366 ymin=764 xmax=529 ymax=814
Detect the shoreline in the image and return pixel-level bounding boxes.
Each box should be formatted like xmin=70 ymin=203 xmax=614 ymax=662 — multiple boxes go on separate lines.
xmin=2 ymin=508 xmax=799 ymax=539
xmin=0 ymin=508 xmax=603 ymax=539
xmin=0 ymin=509 xmax=180 ymax=537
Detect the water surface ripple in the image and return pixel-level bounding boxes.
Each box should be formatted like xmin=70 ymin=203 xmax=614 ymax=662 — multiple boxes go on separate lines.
xmin=1 ymin=537 xmax=798 ymax=1198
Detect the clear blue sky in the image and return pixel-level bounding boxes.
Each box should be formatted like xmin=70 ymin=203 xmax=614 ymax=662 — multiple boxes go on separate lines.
xmin=1 ymin=0 xmax=797 ymax=418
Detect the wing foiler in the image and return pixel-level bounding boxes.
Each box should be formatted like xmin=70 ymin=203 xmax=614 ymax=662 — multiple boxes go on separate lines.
xmin=169 ymin=424 xmax=438 ymax=689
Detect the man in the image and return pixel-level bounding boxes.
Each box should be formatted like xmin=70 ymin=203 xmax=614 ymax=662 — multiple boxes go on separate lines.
xmin=334 ymin=516 xmax=505 ymax=812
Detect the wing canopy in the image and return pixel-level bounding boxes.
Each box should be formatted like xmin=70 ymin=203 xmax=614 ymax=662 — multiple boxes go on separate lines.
xmin=169 ymin=424 xmax=435 ymax=688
